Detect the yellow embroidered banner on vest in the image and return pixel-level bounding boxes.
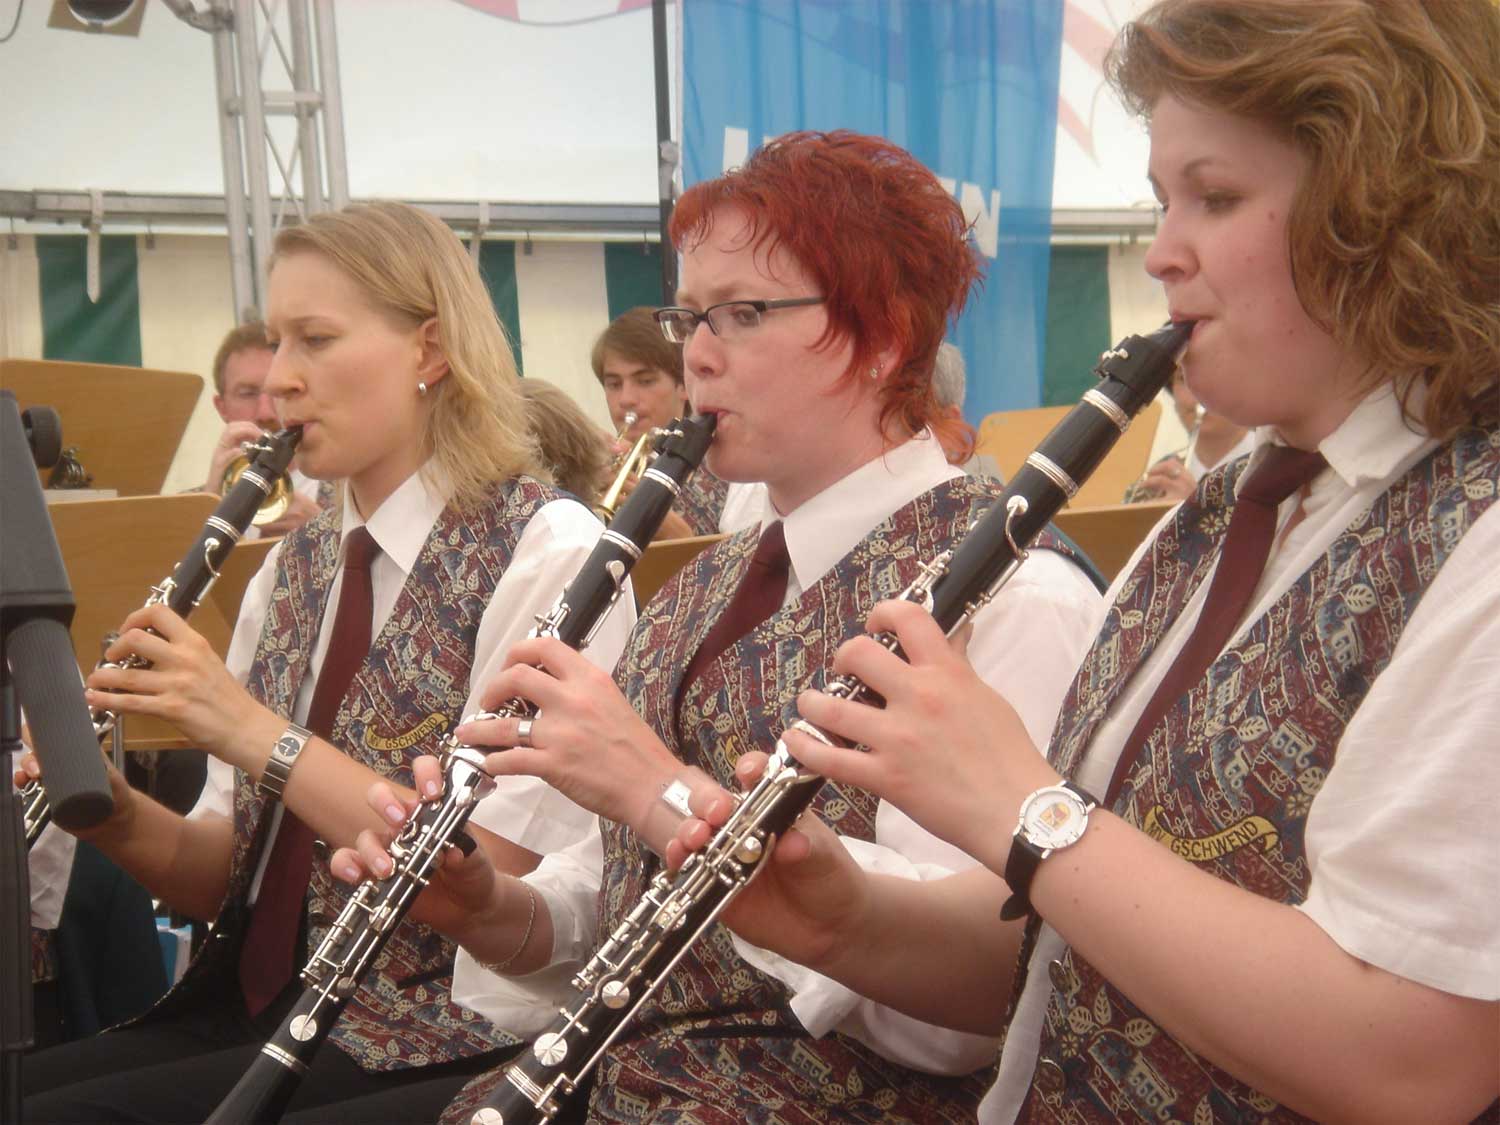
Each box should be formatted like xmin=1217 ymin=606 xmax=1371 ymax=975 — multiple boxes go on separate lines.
xmin=1142 ymin=806 xmax=1279 ymax=863
xmin=364 ymin=712 xmax=448 ymax=752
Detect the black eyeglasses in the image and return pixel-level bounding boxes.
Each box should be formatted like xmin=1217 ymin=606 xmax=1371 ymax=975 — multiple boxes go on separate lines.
xmin=654 ymin=297 xmax=825 ymax=344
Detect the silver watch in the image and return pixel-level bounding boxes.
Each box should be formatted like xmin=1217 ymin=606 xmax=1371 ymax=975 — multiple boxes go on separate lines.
xmin=258 ymin=722 xmax=312 ymax=800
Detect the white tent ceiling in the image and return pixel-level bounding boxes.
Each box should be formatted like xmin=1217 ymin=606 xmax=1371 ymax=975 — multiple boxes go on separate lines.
xmin=0 ymin=0 xmax=1154 ymax=233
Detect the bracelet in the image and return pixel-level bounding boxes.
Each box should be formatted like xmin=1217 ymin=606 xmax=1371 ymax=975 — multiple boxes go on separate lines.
xmin=258 ymin=722 xmax=312 ymax=800
xmin=481 ymin=880 xmax=538 ymax=975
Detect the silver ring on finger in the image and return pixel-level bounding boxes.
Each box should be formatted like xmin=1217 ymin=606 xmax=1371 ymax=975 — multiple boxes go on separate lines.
xmin=659 ymin=778 xmax=694 ymax=819
xmin=516 ymin=716 xmax=536 ymax=749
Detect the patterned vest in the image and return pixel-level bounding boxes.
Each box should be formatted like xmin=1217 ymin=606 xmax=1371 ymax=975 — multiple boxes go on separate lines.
xmin=590 ymin=476 xmax=1071 ymax=1124
xmin=673 ymin=467 xmax=730 ymax=538
xmin=142 ymin=476 xmax=561 ymax=1072
xmin=1016 ymin=426 xmax=1500 ymax=1124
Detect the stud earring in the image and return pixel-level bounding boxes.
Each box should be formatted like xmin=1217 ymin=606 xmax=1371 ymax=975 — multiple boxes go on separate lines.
xmin=869 ymin=367 xmax=880 ymax=380
xmin=417 ymin=381 xmax=428 ymax=397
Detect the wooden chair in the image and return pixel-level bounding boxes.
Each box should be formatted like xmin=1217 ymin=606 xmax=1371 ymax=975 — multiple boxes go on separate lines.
xmin=975 ymin=401 xmax=1162 ymax=509
xmin=48 ymin=493 xmax=278 ymax=751
xmin=634 ymin=533 xmax=727 ymax=609
xmin=1 ymin=358 xmax=203 ymax=496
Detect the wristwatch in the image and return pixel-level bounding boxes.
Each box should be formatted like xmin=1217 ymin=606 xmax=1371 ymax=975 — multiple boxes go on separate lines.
xmin=258 ymin=722 xmax=312 ymax=800
xmin=999 ymin=781 xmax=1097 ymax=921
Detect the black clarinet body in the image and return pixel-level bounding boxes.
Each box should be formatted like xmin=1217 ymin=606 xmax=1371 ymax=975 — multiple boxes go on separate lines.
xmin=204 ymin=414 xmax=716 ymax=1125
xmin=471 ymin=321 xmax=1193 ymax=1125
xmin=21 ymin=427 xmax=303 ymax=849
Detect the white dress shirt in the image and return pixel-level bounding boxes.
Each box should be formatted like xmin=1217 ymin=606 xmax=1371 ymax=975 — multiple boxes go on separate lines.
xmin=189 ymin=466 xmax=638 ymax=896
xmin=454 ymin=431 xmax=1104 ymax=1077
xmin=989 ymin=385 xmax=1500 ymax=1121
xmin=22 ymin=781 xmax=76 ymax=929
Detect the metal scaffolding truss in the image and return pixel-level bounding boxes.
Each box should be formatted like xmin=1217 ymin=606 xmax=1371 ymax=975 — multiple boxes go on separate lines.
xmin=161 ymin=0 xmax=351 ymax=320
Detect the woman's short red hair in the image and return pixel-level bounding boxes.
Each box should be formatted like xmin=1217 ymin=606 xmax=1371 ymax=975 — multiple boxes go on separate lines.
xmin=669 ymin=130 xmax=984 ymax=460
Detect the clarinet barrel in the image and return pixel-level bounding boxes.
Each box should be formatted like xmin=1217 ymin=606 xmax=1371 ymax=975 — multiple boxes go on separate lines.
xmin=469 ymin=322 xmax=1192 ymax=1125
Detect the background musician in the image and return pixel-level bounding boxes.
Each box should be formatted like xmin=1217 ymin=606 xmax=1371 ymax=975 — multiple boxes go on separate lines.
xmin=591 ymin=305 xmax=727 ymax=538
xmin=1127 ymin=363 xmax=1251 ymax=503
xmin=521 ymin=377 xmax=614 ymax=510
xmin=668 ymin=3 xmax=1500 ymax=1122
xmin=201 ymin=321 xmax=324 ymax=538
xmin=336 ymin=130 xmax=1104 ymax=1124
xmin=15 ymin=201 xmax=636 ymax=1124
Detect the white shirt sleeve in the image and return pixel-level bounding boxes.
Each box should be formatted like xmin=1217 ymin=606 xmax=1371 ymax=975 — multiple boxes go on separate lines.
xmin=22 ymin=773 xmax=76 ymax=929
xmin=730 ymin=548 xmax=1104 ymax=1074
xmin=450 ymin=821 xmax=606 ymax=1037
xmin=463 ymin=499 xmax=636 ymax=856
xmin=187 ymin=538 xmax=285 ymax=824
xmin=1295 ymin=503 xmax=1500 ymax=999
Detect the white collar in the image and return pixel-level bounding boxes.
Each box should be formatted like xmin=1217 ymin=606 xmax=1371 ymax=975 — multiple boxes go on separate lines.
xmin=1243 ymin=383 xmax=1435 ymax=494
xmin=338 ymin=464 xmax=450 ymax=576
xmin=750 ymin=431 xmax=961 ymax=593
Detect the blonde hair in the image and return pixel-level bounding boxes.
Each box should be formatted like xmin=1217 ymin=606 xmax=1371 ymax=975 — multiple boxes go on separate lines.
xmin=1108 ymin=0 xmax=1500 ymax=440
xmin=270 ymin=202 xmax=547 ymax=509
xmin=521 ymin=379 xmax=612 ymax=507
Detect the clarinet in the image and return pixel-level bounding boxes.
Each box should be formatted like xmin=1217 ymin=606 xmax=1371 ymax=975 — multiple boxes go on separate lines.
xmin=21 ymin=427 xmax=303 ymax=849
xmin=470 ymin=321 xmax=1194 ymax=1125
xmin=204 ymin=413 xmax=717 ymax=1125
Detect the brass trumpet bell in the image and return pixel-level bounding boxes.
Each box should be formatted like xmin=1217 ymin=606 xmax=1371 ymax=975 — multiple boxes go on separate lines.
xmin=221 ymin=443 xmax=293 ymax=526
xmin=596 ymin=427 xmax=660 ymax=520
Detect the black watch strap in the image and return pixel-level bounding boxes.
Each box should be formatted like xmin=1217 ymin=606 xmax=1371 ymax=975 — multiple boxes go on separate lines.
xmin=999 ymin=780 xmax=1097 ymax=922
xmin=999 ymin=837 xmax=1044 ymax=921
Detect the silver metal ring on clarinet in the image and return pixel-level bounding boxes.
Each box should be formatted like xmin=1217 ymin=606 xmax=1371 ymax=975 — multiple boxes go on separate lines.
xmin=516 ymin=717 xmax=535 ymax=749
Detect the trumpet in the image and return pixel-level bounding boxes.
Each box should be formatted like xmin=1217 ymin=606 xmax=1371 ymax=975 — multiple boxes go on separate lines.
xmin=221 ymin=434 xmax=296 ymax=526
xmin=596 ymin=412 xmax=661 ymax=520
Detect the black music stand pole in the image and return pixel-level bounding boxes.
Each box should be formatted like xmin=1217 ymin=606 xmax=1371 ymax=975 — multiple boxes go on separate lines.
xmin=1 ymin=661 xmax=30 ymax=1124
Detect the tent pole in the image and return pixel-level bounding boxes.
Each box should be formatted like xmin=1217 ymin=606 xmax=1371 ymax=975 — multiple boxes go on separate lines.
xmin=652 ymin=0 xmax=677 ymax=303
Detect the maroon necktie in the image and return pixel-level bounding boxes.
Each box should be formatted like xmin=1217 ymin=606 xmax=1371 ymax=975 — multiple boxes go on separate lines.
xmin=238 ymin=525 xmax=380 ymax=1015
xmin=679 ymin=521 xmax=790 ymax=698
xmin=1106 ymin=446 xmax=1327 ymax=805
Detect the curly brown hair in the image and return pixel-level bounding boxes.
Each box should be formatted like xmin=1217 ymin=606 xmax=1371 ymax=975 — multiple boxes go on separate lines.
xmin=1107 ymin=0 xmax=1500 ymax=439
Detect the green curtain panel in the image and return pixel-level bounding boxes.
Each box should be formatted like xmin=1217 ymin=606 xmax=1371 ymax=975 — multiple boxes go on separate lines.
xmin=36 ymin=235 xmax=143 ymax=368
xmin=604 ymin=241 xmax=667 ymax=320
xmin=1042 ymin=244 xmax=1111 ymax=407
xmin=478 ymin=241 xmax=524 ymax=375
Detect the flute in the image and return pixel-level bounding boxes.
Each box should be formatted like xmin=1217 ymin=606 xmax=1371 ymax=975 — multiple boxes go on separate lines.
xmin=204 ymin=413 xmax=717 ymax=1125
xmin=470 ymin=321 xmax=1194 ymax=1125
xmin=21 ymin=427 xmax=303 ymax=848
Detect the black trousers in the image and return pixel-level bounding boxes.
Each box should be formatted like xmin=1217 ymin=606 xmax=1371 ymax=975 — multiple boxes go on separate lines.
xmin=21 ymin=982 xmax=512 ymax=1125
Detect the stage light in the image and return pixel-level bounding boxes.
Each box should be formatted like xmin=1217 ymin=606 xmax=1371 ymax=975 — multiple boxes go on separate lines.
xmin=48 ymin=0 xmax=145 ymax=35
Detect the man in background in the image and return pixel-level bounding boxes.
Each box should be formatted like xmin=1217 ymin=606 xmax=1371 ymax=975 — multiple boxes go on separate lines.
xmin=200 ymin=322 xmax=323 ymax=537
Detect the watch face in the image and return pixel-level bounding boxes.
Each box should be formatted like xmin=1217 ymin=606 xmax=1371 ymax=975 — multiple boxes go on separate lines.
xmin=1019 ymin=787 xmax=1089 ymax=849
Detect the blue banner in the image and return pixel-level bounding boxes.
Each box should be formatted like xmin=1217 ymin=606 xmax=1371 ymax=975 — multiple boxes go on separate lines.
xmin=682 ymin=0 xmax=1064 ymax=421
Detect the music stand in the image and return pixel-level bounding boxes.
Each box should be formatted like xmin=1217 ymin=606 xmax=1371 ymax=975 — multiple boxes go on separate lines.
xmin=47 ymin=495 xmax=273 ymax=752
xmin=634 ymin=533 xmax=726 ymax=609
xmin=1054 ymin=500 xmax=1174 ymax=583
xmin=0 ymin=359 xmax=203 ymax=497
xmin=977 ymin=401 xmax=1162 ymax=510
